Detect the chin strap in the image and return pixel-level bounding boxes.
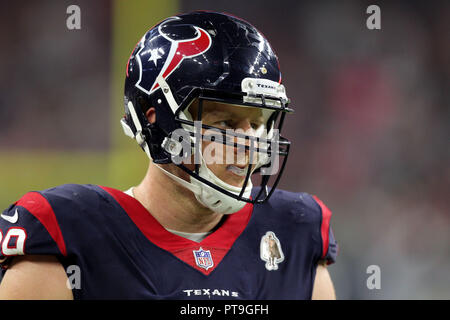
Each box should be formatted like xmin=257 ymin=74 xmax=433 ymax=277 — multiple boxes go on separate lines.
xmin=153 ymin=163 xmax=202 ymax=196
xmin=154 ymin=158 xmax=251 ymax=215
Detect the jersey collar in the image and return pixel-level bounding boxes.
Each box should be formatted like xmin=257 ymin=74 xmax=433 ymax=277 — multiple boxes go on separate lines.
xmin=100 ymin=186 xmax=253 ymax=275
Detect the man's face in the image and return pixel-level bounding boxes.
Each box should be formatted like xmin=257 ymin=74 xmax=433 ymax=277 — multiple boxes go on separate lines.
xmin=188 ymin=99 xmax=268 ymax=188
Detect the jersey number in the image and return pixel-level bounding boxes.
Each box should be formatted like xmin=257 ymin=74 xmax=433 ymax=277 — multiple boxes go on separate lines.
xmin=0 ymin=228 xmax=27 ymax=256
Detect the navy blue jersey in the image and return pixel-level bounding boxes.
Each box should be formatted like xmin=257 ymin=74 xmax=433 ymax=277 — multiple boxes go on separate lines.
xmin=0 ymin=184 xmax=337 ymax=299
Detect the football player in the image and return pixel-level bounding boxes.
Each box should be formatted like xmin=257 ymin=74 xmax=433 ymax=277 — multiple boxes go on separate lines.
xmin=0 ymin=11 xmax=337 ymax=299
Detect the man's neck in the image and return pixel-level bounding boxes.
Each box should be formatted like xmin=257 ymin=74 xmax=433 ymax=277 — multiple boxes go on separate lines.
xmin=132 ymin=162 xmax=225 ymax=234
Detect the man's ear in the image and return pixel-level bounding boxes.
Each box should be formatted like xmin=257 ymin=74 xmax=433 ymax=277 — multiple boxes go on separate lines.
xmin=146 ymin=107 xmax=156 ymax=124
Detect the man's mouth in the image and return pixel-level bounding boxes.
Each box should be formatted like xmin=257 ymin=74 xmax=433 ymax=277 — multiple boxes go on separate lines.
xmin=226 ymin=165 xmax=248 ymax=176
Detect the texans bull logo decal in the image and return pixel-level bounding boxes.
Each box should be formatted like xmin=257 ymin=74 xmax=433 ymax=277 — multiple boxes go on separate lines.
xmin=132 ymin=17 xmax=212 ymax=95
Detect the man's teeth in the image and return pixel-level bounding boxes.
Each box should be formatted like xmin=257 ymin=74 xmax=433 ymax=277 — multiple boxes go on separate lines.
xmin=227 ymin=165 xmax=248 ymax=176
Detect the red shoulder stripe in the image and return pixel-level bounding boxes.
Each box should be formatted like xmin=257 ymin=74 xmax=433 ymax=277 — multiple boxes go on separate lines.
xmin=16 ymin=192 xmax=67 ymax=256
xmin=312 ymin=195 xmax=332 ymax=260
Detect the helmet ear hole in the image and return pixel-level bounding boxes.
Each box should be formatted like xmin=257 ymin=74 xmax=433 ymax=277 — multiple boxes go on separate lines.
xmin=146 ymin=107 xmax=157 ymax=124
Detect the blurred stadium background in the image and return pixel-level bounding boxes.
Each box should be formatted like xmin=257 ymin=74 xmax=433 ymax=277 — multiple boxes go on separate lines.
xmin=0 ymin=0 xmax=448 ymax=299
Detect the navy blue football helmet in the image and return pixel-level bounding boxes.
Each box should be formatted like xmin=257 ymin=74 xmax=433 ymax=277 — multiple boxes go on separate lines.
xmin=122 ymin=11 xmax=292 ymax=214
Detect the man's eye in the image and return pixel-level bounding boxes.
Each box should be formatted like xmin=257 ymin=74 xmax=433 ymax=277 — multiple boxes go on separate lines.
xmin=251 ymin=122 xmax=264 ymax=130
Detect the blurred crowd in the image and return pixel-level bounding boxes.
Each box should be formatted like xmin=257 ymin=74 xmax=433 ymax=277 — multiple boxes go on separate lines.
xmin=1 ymin=0 xmax=448 ymax=298
xmin=0 ymin=1 xmax=112 ymax=151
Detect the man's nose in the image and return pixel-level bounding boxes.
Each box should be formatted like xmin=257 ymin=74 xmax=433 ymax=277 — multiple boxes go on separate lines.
xmin=234 ymin=119 xmax=257 ymax=155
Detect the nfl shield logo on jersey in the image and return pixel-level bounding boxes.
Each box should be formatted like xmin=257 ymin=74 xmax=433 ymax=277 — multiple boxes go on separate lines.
xmin=193 ymin=247 xmax=214 ymax=271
